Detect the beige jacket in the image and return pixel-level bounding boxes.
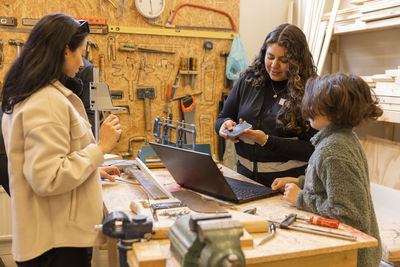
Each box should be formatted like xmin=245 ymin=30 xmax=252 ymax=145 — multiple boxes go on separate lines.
xmin=2 ymin=81 xmax=105 ymax=261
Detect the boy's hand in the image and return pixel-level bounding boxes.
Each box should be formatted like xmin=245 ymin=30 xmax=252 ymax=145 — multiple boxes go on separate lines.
xmin=271 ymin=177 xmax=298 ymax=191
xmin=283 ymin=183 xmax=301 ymax=204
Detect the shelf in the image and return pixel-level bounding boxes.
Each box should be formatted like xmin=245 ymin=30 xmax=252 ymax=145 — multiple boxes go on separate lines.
xmin=378 ymin=110 xmax=400 ymax=124
xmin=334 ymin=16 xmax=400 ymax=35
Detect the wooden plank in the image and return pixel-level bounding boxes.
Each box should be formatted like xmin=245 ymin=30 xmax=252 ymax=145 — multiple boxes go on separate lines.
xmin=334 ymin=16 xmax=400 ymax=35
xmin=378 ymin=96 xmax=400 ymax=105
xmin=317 ymin=0 xmax=341 ymax=74
xmin=378 ymin=103 xmax=400 ymax=111
xmin=128 ymin=242 xmax=166 ymax=267
xmin=371 ymin=74 xmax=395 ymax=82
xmin=378 ymin=110 xmax=400 ymax=123
xmin=360 ymin=136 xmax=400 ymax=189
xmin=360 ymin=6 xmax=400 ymax=22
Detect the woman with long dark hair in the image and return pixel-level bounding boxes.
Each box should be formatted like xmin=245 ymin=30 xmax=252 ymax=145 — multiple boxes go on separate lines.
xmin=2 ymin=13 xmax=121 ymax=266
xmin=215 ymin=23 xmax=317 ymax=187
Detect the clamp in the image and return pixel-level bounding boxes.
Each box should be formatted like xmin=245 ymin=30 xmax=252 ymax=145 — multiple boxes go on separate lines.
xmin=168 ymin=214 xmax=245 ymax=267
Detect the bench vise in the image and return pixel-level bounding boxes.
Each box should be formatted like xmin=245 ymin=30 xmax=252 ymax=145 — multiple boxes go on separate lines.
xmin=95 ymin=211 xmax=153 ymax=267
xmin=168 ymin=214 xmax=245 ymax=267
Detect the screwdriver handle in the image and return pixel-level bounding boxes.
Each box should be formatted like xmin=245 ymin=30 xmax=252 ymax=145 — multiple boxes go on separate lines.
xmin=309 ymin=216 xmax=339 ymax=229
xmin=167 ymin=83 xmax=173 ymax=100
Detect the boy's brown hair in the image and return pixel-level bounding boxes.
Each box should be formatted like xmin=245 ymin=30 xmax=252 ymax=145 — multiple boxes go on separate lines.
xmin=301 ymin=73 xmax=383 ymax=127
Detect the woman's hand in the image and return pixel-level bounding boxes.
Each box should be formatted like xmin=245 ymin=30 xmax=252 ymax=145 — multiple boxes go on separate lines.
xmin=271 ymin=177 xmax=299 ymax=191
xmin=98 ymin=114 xmax=122 ymax=154
xmin=283 ymin=183 xmax=301 ymax=204
xmin=218 ymin=119 xmax=239 ymax=142
xmin=99 ymin=166 xmax=120 ymax=182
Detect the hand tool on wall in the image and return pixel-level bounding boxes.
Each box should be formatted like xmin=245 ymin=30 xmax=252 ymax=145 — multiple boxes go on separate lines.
xmin=181 ymin=95 xmax=196 ymax=144
xmin=220 ymin=52 xmax=234 ymax=89
xmin=180 ymin=57 xmax=199 ymax=89
xmin=136 ymin=57 xmax=146 ymax=85
xmin=120 ymin=0 xmax=125 ymax=16
xmin=268 ymin=214 xmax=357 ymax=241
xmin=0 ymin=39 xmax=3 ymax=69
xmin=118 ymin=45 xmax=175 ymax=54
xmin=22 ymin=18 xmax=40 ymax=26
xmin=120 ymin=136 xmax=148 ymax=158
xmin=99 ymin=54 xmax=106 ymax=82
xmin=85 ymin=40 xmax=98 ymax=62
xmin=165 ymin=3 xmax=237 ymax=32
xmin=164 ymin=70 xmax=180 ymax=113
xmin=8 ymin=39 xmax=24 ymax=57
xmin=0 ymin=16 xmax=17 ymax=26
xmin=107 ymin=36 xmax=116 ymax=61
xmin=137 ymin=87 xmax=155 ymax=131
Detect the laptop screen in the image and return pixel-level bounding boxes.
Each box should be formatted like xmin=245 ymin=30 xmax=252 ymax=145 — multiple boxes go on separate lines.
xmin=149 ymin=142 xmax=236 ymax=199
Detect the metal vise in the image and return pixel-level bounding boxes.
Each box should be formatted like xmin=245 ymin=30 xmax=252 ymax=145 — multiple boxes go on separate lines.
xmin=95 ymin=211 xmax=153 ymax=267
xmin=168 ymin=214 xmax=245 ymax=267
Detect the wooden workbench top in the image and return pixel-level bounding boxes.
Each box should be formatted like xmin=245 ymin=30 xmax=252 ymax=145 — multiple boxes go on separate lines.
xmin=102 ymin=164 xmax=377 ymax=267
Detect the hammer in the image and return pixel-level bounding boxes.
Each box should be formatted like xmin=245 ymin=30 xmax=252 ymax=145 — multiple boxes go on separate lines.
xmin=137 ymin=87 xmax=155 ymax=131
xmin=8 ymin=39 xmax=24 ymax=57
xmin=86 ymin=40 xmax=98 ymax=62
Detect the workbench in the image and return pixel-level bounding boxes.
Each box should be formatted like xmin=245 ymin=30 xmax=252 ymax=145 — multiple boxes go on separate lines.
xmin=102 ymin=164 xmax=378 ymax=267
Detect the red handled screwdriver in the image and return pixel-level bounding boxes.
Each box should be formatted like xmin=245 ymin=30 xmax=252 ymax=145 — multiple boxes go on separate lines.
xmin=295 ymin=214 xmax=340 ymax=229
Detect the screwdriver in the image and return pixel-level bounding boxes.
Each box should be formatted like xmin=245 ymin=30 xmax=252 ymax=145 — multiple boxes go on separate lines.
xmin=295 ymin=214 xmax=340 ymax=229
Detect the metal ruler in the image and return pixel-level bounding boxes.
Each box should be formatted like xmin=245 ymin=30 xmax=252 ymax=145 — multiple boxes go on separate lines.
xmin=129 ymin=169 xmax=169 ymax=199
xmin=127 ymin=158 xmax=173 ymax=200
xmin=109 ymin=25 xmax=237 ymax=40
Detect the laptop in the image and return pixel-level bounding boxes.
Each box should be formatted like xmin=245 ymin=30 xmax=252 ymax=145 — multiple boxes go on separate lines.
xmin=149 ymin=142 xmax=278 ymax=203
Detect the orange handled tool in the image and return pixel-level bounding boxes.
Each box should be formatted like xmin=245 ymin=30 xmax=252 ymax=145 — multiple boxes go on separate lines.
xmin=296 ymin=215 xmax=339 ymax=229
xmin=166 ymin=83 xmax=173 ymax=100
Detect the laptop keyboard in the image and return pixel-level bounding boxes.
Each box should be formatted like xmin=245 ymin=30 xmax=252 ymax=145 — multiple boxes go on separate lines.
xmin=225 ymin=177 xmax=276 ymax=201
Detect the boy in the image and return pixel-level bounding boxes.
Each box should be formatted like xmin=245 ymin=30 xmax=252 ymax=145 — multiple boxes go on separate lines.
xmin=272 ymin=73 xmax=383 ymax=267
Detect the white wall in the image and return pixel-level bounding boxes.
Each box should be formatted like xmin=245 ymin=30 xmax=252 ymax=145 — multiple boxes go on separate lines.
xmin=240 ymin=0 xmax=293 ymax=62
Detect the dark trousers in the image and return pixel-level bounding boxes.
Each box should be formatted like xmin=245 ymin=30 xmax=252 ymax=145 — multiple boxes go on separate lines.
xmin=16 ymin=247 xmax=92 ymax=267
xmin=0 ymin=154 xmax=9 ymax=196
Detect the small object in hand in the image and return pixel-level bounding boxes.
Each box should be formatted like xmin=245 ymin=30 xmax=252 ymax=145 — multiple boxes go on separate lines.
xmin=224 ymin=122 xmax=252 ymax=138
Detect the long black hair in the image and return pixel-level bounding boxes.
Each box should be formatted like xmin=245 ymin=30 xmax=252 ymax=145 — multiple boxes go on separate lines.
xmin=243 ymin=23 xmax=317 ymax=134
xmin=1 ymin=13 xmax=89 ymax=114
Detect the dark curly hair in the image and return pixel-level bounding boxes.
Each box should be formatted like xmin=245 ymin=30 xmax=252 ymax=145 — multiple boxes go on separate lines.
xmin=242 ymin=23 xmax=317 ymax=134
xmin=302 ymin=73 xmax=383 ymax=127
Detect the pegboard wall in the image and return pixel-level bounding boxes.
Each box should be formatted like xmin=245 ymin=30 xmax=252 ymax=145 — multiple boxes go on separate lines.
xmin=0 ymin=0 xmax=239 ymax=159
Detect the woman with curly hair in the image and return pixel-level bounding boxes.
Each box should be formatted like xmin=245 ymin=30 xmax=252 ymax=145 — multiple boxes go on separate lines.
xmin=215 ymin=23 xmax=317 ymax=187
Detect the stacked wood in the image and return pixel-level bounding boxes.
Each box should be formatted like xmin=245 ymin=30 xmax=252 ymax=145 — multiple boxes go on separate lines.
xmin=362 ymin=67 xmax=400 ymax=123
xmin=321 ymin=0 xmax=400 ymax=35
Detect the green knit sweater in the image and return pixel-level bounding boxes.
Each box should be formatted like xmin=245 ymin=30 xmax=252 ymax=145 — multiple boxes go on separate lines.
xmin=297 ymin=124 xmax=382 ymax=267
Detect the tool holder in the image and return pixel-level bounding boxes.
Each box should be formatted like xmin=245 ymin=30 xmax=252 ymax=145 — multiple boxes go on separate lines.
xmin=153 ymin=116 xmax=196 ymax=150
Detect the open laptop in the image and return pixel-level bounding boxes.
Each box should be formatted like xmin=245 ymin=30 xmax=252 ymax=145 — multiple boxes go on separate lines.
xmin=149 ymin=142 xmax=278 ymax=203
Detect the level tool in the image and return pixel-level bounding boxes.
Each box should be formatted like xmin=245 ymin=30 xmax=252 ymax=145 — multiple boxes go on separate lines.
xmin=109 ymin=25 xmax=237 ymax=40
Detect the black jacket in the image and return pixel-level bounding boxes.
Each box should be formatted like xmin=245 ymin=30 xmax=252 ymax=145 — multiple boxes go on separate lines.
xmin=215 ymin=74 xmax=317 ymax=186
